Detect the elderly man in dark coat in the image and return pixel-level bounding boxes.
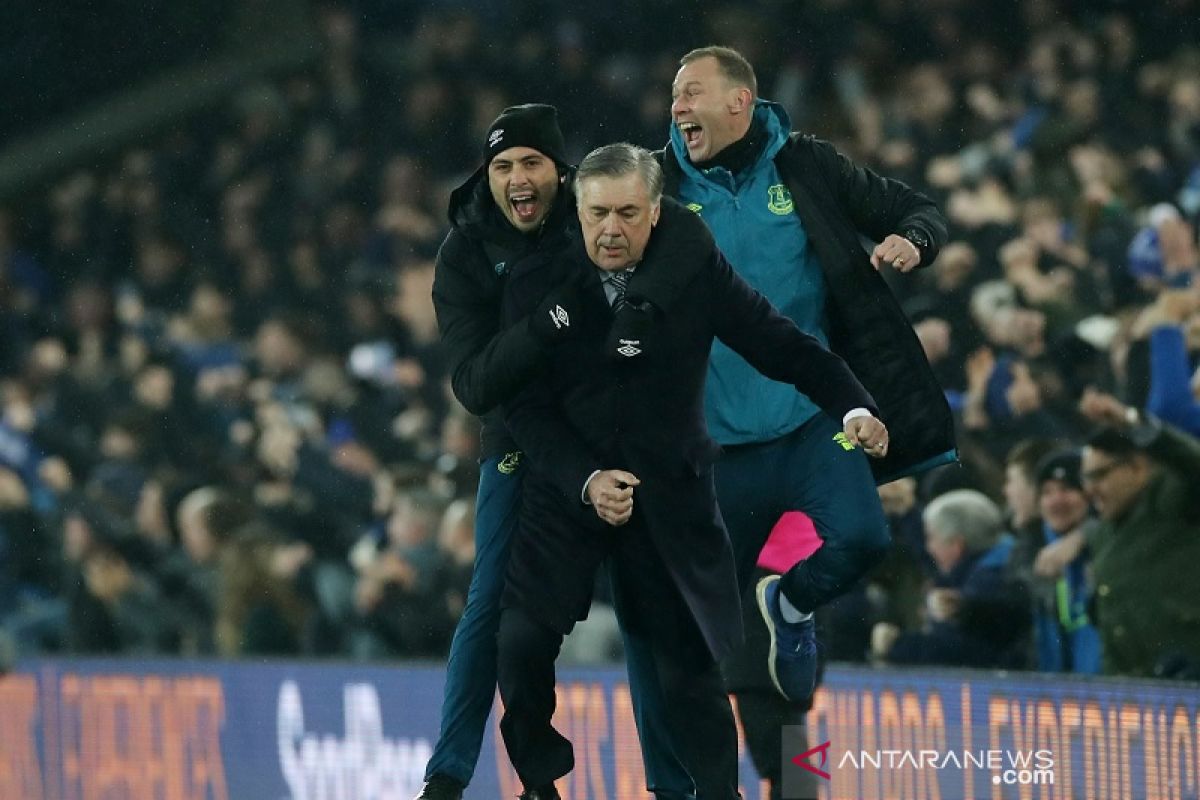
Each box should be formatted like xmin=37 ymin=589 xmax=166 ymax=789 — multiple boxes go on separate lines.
xmin=493 ymin=142 xmax=890 ymax=800
xmin=873 ymin=489 xmax=1031 ymax=669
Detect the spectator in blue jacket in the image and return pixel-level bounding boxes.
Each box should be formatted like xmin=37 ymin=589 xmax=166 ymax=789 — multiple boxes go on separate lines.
xmin=1030 ymin=451 xmax=1101 ymax=674
xmin=1136 ymin=289 xmax=1200 ymax=435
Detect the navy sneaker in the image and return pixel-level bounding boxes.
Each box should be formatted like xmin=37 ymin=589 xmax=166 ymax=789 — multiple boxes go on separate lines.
xmin=756 ymin=574 xmax=818 ymax=702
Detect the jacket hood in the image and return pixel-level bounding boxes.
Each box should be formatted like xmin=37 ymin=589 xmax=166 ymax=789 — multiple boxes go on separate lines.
xmin=667 ymin=99 xmax=791 ymax=180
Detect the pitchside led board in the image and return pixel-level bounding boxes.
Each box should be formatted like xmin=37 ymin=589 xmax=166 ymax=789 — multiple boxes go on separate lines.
xmin=1 ymin=659 xmax=1198 ymax=800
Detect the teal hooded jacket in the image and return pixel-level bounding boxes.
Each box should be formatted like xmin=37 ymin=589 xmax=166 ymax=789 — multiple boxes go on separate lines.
xmin=661 ymin=100 xmax=956 ymax=482
xmin=669 ymin=101 xmax=828 ymax=444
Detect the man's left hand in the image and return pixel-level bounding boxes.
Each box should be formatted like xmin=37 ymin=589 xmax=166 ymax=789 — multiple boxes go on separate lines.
xmin=871 ymin=234 xmax=921 ymax=273
xmin=844 ymin=415 xmax=889 ymax=458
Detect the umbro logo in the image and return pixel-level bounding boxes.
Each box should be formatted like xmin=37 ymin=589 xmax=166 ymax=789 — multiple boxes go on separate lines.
xmin=616 ymin=338 xmax=641 ymax=357
xmin=549 ymin=305 xmax=570 ymax=329
xmin=488 ymin=129 xmax=504 ymax=147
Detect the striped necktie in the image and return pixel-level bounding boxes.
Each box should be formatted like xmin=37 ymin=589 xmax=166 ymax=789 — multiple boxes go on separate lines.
xmin=609 ymin=269 xmax=631 ymax=311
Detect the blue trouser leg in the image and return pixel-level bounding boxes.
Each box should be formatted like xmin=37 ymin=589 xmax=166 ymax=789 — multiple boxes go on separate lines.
xmin=715 ymin=413 xmax=890 ymax=611
xmin=611 ymin=564 xmax=697 ymax=800
xmin=424 ymin=456 xmax=524 ymax=785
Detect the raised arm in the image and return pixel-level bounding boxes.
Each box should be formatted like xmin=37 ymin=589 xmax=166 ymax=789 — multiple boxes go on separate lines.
xmin=1147 ymin=325 xmax=1200 ymax=433
xmin=807 ymin=135 xmax=948 ymax=267
xmin=710 ymin=247 xmax=877 ymax=423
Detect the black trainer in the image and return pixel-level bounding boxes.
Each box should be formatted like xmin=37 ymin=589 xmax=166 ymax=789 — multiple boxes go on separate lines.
xmin=518 ymin=784 xmax=561 ymax=800
xmin=413 ymin=774 xmax=464 ymax=800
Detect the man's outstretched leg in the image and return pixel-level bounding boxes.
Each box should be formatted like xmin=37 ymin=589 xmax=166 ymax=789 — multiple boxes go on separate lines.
xmin=718 ymin=415 xmax=888 ymax=701
xmin=760 ymin=414 xmax=888 ymax=700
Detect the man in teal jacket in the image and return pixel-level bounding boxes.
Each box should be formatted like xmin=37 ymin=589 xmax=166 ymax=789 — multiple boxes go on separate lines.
xmin=661 ymin=46 xmax=954 ymax=701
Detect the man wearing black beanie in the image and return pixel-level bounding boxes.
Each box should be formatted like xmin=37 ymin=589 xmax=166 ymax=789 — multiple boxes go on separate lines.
xmin=481 ymin=104 xmax=570 ymax=234
xmin=1029 ymin=449 xmax=1101 ymax=674
xmin=421 ymin=106 xmax=694 ymax=800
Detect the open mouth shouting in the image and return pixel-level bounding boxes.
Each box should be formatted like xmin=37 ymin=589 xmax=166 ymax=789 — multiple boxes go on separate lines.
xmin=678 ymin=121 xmax=704 ymax=154
xmin=510 ymin=191 xmax=540 ymax=225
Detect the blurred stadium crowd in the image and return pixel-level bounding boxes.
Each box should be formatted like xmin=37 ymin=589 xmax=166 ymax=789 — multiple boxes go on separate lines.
xmin=1 ymin=0 xmax=1198 ymax=676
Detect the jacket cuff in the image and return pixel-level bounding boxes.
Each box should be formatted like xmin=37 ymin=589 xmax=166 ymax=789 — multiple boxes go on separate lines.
xmin=843 ymin=407 xmax=872 ymax=426
xmin=581 ymin=470 xmax=602 ymax=505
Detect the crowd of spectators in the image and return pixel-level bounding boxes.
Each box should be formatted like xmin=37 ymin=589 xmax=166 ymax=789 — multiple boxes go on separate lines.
xmin=1 ymin=0 xmax=1198 ymax=677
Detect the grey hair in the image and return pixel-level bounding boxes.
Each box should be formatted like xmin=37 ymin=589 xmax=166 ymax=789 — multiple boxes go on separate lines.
xmin=574 ymin=143 xmax=664 ymax=204
xmin=922 ymin=489 xmax=1003 ymax=554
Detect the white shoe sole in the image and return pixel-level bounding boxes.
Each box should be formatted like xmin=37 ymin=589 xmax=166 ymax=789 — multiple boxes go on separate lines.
xmin=755 ymin=574 xmax=788 ymax=700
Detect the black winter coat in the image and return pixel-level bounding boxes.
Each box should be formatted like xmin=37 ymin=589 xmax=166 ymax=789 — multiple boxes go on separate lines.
xmin=430 ymin=165 xmax=576 ymax=458
xmin=500 ymin=198 xmax=876 ymax=660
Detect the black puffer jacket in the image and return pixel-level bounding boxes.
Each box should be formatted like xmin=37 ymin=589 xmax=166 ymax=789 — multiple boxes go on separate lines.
xmin=431 ymin=165 xmax=577 ymax=459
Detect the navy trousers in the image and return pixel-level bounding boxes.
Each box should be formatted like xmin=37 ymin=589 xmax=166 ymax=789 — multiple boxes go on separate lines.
xmin=713 ymin=412 xmax=890 ymax=608
xmin=423 ymin=455 xmax=524 ymax=785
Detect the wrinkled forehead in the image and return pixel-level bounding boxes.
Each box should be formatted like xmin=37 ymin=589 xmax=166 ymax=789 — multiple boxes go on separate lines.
xmin=577 ymin=172 xmax=653 ymax=208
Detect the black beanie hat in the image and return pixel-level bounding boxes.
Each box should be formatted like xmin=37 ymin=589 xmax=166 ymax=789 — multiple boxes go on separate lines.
xmin=1036 ymin=449 xmax=1083 ymax=492
xmin=484 ymin=104 xmax=568 ymax=168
